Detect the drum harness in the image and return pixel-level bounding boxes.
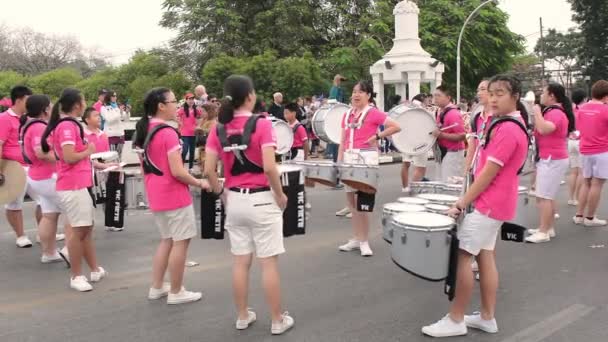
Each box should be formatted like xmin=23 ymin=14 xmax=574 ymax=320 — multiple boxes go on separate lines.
xmin=141 ymin=123 xmax=181 ymax=176
xmin=343 ymin=106 xmax=374 ymax=166
xmin=216 ymin=114 xmax=265 ymax=177
xmin=18 ymin=119 xmax=47 ymax=165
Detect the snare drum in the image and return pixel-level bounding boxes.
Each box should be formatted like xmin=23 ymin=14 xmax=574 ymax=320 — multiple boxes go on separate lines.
xmin=397 ymin=197 xmax=430 ymax=206
xmin=424 ymin=203 xmax=451 ymax=214
xmin=312 ymin=102 xmax=350 ymax=144
xmin=293 ymin=160 xmax=338 ymax=187
xmin=123 ymin=168 xmax=148 ymax=210
xmin=441 ymin=183 xmax=462 ymax=196
xmin=388 ymin=105 xmax=437 ymax=155
xmin=338 ymin=164 xmax=379 ymax=194
xmin=269 ymin=118 xmax=294 ymax=155
xmin=410 ymin=181 xmax=444 ymax=194
xmin=390 ymin=212 xmax=455 ymax=281
xmin=382 ymin=202 xmax=426 ymax=243
xmin=416 ymin=193 xmax=458 ymax=206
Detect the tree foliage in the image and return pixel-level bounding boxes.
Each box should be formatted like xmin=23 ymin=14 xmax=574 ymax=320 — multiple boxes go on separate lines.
xmin=534 ymin=28 xmax=582 ymax=89
xmin=568 ymin=0 xmax=608 ymax=81
xmin=28 ymin=68 xmax=83 ymax=98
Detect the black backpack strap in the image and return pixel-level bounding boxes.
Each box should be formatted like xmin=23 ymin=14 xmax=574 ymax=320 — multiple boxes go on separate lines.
xmin=57 ymin=117 xmax=85 ymax=142
xmin=292 ymin=123 xmax=302 ymax=134
xmin=142 ymin=124 xmax=180 ymax=176
xmin=439 ymin=106 xmax=457 ymax=125
xmin=469 ymin=111 xmax=482 ymax=135
xmin=484 ymin=117 xmax=530 ymax=174
xmin=242 ymin=114 xmax=263 ymax=146
xmin=19 ymin=119 xmax=47 ymax=165
xmin=541 ymin=105 xmax=562 ymax=117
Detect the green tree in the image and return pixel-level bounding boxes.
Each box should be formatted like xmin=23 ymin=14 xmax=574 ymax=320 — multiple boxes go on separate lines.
xmin=28 ymin=68 xmax=82 ymax=98
xmin=535 ymin=28 xmax=582 ymax=91
xmin=568 ymin=0 xmax=608 ymax=81
xmin=0 ymin=71 xmax=27 ymax=97
xmin=75 ymin=68 xmax=121 ymax=105
xmin=201 ymin=54 xmax=246 ymax=97
xmin=511 ymin=54 xmax=544 ymax=93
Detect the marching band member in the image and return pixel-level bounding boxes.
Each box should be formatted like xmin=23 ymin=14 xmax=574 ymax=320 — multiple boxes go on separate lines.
xmin=464 ymin=80 xmax=491 ymax=174
xmin=337 ymin=81 xmax=400 ymax=257
xmin=401 ymin=93 xmax=429 ymax=192
xmin=177 ymin=93 xmax=202 ymax=170
xmin=574 ymin=80 xmax=608 ymax=227
xmin=205 ymin=75 xmax=295 ymax=334
xmin=133 ymin=87 xmax=208 ymax=304
xmin=40 ymin=88 xmax=107 ymax=292
xmin=432 ymin=85 xmax=467 ymax=182
xmin=21 ymin=95 xmax=63 ymax=262
xmin=526 ymin=83 xmax=575 ymax=243
xmin=284 ymin=102 xmax=309 ymax=161
xmin=422 ymin=75 xmax=529 ymax=337
xmin=0 ymin=85 xmax=41 ymax=248
xmin=567 ymin=89 xmax=587 ymax=206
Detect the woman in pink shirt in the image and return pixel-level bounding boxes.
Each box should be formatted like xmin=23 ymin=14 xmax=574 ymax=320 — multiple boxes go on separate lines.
xmin=337 ymin=81 xmax=401 ymax=257
xmin=177 ymin=93 xmax=202 ymax=170
xmin=527 ymin=83 xmax=576 ymax=243
xmin=20 ymin=95 xmax=63 ymax=263
xmin=133 ymin=87 xmax=208 ymax=305
xmin=205 ymin=75 xmax=294 ymax=335
xmin=40 ymin=88 xmax=107 ymax=292
xmin=423 ymin=74 xmax=529 ymax=338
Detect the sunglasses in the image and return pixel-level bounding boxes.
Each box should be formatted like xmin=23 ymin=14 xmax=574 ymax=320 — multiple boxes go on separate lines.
xmin=187 ymin=97 xmax=195 ymax=100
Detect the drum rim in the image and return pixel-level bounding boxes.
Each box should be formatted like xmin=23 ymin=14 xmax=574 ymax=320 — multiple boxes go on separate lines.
xmin=389 ymin=107 xmax=437 ymax=155
xmin=416 ymin=193 xmax=459 ymax=201
xmin=391 ymin=212 xmax=454 ymax=230
xmin=383 ymin=202 xmax=426 ymax=213
xmin=397 ymin=197 xmax=430 ymax=204
xmin=312 ymin=103 xmax=349 ymax=144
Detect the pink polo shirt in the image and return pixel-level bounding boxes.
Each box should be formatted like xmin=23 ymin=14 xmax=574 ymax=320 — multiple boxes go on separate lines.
xmin=52 ymin=117 xmax=93 ymax=191
xmin=534 ymin=106 xmax=568 ymax=160
xmin=0 ymin=109 xmax=25 ymax=165
xmin=340 ymin=107 xmax=387 ymax=150
xmin=206 ymin=111 xmax=277 ymax=189
xmin=84 ymin=128 xmax=110 ymax=153
xmin=23 ymin=121 xmax=55 ymax=181
xmin=578 ymin=102 xmax=608 ymax=155
xmin=93 ymin=101 xmax=103 ymax=113
xmin=290 ymin=121 xmax=308 ymax=148
xmin=143 ymin=119 xmax=192 ymax=212
xmin=474 ymin=113 xmax=529 ymax=221
xmin=177 ymin=107 xmax=201 ymax=137
xmin=436 ymin=106 xmax=466 ymax=151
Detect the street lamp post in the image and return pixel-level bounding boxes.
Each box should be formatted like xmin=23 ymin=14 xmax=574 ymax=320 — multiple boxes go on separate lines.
xmin=457 ymin=0 xmax=499 ymax=102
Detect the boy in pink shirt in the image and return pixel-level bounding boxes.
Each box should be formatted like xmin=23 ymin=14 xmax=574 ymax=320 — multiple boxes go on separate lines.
xmin=574 ymin=80 xmax=608 ymax=227
xmin=432 ymin=85 xmax=467 ymax=182
xmin=423 ymin=75 xmax=529 ymax=338
xmin=283 ymin=103 xmax=309 ymax=161
xmin=133 ymin=87 xmax=208 ymax=305
xmin=0 ymin=85 xmax=36 ymax=248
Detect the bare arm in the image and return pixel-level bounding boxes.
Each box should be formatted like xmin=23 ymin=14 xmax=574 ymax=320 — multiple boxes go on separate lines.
xmin=379 ymin=118 xmax=401 ymax=138
xmin=439 ymin=132 xmax=467 ymax=142
xmin=458 ymin=161 xmax=501 ymax=208
xmin=62 ymin=143 xmax=95 ymax=164
xmin=303 ymin=140 xmax=310 ymax=160
xmin=168 ymin=150 xmax=206 ymax=188
xmin=262 ymin=146 xmax=285 ymax=196
xmin=463 ymin=138 xmax=476 ymax=175
xmin=534 ymin=108 xmax=556 ymax=135
xmin=204 ymin=152 xmax=222 ymax=194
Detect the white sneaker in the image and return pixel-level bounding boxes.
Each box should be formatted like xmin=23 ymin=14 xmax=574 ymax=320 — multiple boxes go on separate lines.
xmin=271 ymin=312 xmax=295 ymax=335
xmin=464 ymin=312 xmax=498 ymax=333
xmin=573 ymin=216 xmax=584 ymax=225
xmin=359 ymin=241 xmax=373 ymax=257
xmin=339 ymin=239 xmax=360 ymax=252
xmin=554 ymin=213 xmax=560 ymax=220
xmin=402 ymin=187 xmax=411 ymax=193
xmin=471 ymin=260 xmax=479 ymax=272
xmin=584 ymin=217 xmax=607 ymax=227
xmin=335 ymin=207 xmax=350 ymax=216
xmin=525 ymin=231 xmax=551 ymax=243
xmin=90 ymin=267 xmax=108 ymax=282
xmin=422 ymin=314 xmax=467 ymax=337
xmin=236 ymin=309 xmax=257 ymax=330
xmin=70 ymin=276 xmax=93 ymax=292
xmin=345 ymin=212 xmax=353 ymax=218
xmin=148 ymin=283 xmax=171 ymax=300
xmin=528 ymin=228 xmax=556 ymax=238
xmin=16 ymin=236 xmax=32 ymax=248
xmin=568 ymin=199 xmax=579 ymax=206
xmin=105 ymin=226 xmax=124 ymax=232
xmin=41 ymin=251 xmax=63 ymax=264
xmin=167 ymin=289 xmax=202 ymax=305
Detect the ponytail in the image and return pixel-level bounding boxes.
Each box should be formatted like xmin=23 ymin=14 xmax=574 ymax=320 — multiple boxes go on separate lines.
xmin=134 ymin=87 xmax=171 ymax=148
xmin=40 ymin=88 xmax=83 ymax=153
xmin=516 ymin=101 xmax=530 ymax=128
xmin=40 ymin=103 xmax=61 ymax=153
xmin=218 ymin=75 xmax=255 ymax=124
xmin=20 ymin=94 xmax=51 ymax=133
xmin=546 ymin=82 xmax=576 ymax=133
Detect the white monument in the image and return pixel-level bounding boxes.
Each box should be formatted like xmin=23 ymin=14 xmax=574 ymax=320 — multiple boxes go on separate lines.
xmin=370 ymin=0 xmax=445 ymax=110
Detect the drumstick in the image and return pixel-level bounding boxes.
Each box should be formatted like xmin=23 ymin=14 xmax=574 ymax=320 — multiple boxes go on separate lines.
xmin=428 ymin=123 xmax=459 ymax=135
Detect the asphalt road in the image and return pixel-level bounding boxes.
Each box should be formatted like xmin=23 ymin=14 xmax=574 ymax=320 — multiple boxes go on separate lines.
xmin=1 ymin=163 xmax=607 ymax=342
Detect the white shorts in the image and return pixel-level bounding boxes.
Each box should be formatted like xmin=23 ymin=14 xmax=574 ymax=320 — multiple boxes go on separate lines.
xmin=568 ymin=139 xmax=582 ymax=169
xmin=536 ymin=158 xmax=569 ymax=200
xmin=225 ymin=190 xmax=285 ymax=258
xmin=457 ymin=210 xmax=502 ymax=256
xmin=57 ymin=188 xmax=95 ymax=227
xmin=153 ymin=205 xmax=197 ymax=241
xmin=441 ymin=151 xmax=465 ymax=182
xmin=27 ymin=175 xmax=61 ymax=214
xmin=343 ymin=149 xmax=379 ymax=193
xmin=401 ymin=153 xmax=427 ymax=168
xmin=582 ymin=151 xmax=608 ymax=180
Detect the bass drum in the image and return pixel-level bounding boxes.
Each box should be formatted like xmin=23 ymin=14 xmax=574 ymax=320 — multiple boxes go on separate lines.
xmin=269 ymin=117 xmax=294 ymax=155
xmin=388 ymin=104 xmax=437 ymax=156
xmin=312 ymin=102 xmax=350 ymax=144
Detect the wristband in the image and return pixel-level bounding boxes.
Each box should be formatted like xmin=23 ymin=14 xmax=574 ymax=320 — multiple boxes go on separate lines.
xmin=214 ymin=187 xmax=224 ymax=196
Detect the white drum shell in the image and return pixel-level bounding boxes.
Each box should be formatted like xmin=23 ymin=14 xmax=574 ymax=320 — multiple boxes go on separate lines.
xmin=388 ymin=105 xmax=437 ymax=156
xmin=123 ymin=168 xmax=148 ymax=210
xmin=312 ymin=103 xmax=350 ymax=144
xmin=269 ymin=118 xmax=294 ymax=155
xmin=338 ymin=164 xmax=379 ymax=194
xmin=381 ymin=203 xmax=426 ymax=243
xmin=293 ymin=160 xmax=338 ymax=187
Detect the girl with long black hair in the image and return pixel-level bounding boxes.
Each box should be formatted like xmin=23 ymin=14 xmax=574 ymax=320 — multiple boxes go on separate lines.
xmin=177 ymin=93 xmax=202 ymax=170
xmin=41 ymin=88 xmax=106 ymax=292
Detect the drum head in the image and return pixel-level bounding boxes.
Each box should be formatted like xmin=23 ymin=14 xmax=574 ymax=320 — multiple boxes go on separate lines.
xmin=270 ymin=119 xmax=294 ymax=155
xmin=425 ymin=203 xmax=450 ymax=212
xmin=312 ymin=103 xmax=349 ymax=144
xmin=393 ymin=212 xmax=455 ymax=229
xmin=417 ymin=193 xmax=459 ymax=203
xmin=0 ymin=160 xmax=26 ymax=206
xmin=397 ymin=197 xmax=429 ymax=205
xmin=389 ymin=106 xmax=437 ymax=155
xmin=384 ymin=202 xmax=426 ymax=213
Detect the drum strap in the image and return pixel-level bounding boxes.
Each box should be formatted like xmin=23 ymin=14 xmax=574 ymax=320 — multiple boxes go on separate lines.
xmin=216 ymin=115 xmax=265 ymax=176
xmin=344 ymin=106 xmax=372 ymax=150
xmin=438 ymin=106 xmax=458 ymax=126
xmin=18 ymin=119 xmax=46 ymax=165
xmin=53 ymin=117 xmax=87 ymax=160
xmin=142 ymin=124 xmax=180 ymax=176
xmin=483 ymin=117 xmax=530 ymax=175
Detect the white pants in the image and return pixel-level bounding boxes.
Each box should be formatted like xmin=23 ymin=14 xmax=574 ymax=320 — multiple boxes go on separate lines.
xmin=440 ymin=151 xmax=465 ymax=182
xmin=27 ymin=175 xmax=61 ymax=214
